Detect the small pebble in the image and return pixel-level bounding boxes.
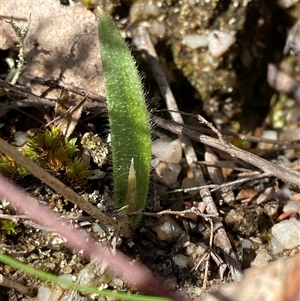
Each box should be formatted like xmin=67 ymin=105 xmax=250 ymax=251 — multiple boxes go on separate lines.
xmin=185 ymin=242 xmax=207 ymax=259
xmin=30 ymin=253 xmax=39 ymax=260
xmin=240 ymin=238 xmax=253 ymax=249
xmin=153 ymin=215 xmax=183 ymax=241
xmin=155 ymin=161 xmax=181 ymax=186
xmin=283 ymin=200 xmax=300 ymax=214
xmin=281 ymin=185 xmax=292 ymax=198
xmin=130 ymin=0 xmax=160 ymax=23
xmin=110 ymin=278 xmax=124 ymax=290
xmin=58 ymin=274 xmax=75 ymax=289
xmin=61 ymin=266 xmax=73 ymax=274
xmin=151 ymin=157 xmax=160 ymax=168
xmin=37 ymin=285 xmax=52 ymax=301
xmin=270 ymin=235 xmax=285 ymax=254
xmin=208 ymin=30 xmax=236 ymax=57
xmin=47 ymin=235 xmax=65 ymax=251
xmin=181 ymin=177 xmax=199 ymax=195
xmin=252 ymin=248 xmax=272 ymax=267
xmin=152 ymin=138 xmax=182 ymax=163
xmin=271 ymin=218 xmax=300 ymax=250
xmin=277 ymin=0 xmax=296 ymax=9
xmin=279 ymin=127 xmax=300 ymax=142
xmin=14 ymin=131 xmax=27 ymax=146
xmin=257 ymin=130 xmax=278 ymax=149
xmin=149 ymin=20 xmax=166 ymax=38
xmin=183 ymin=34 xmax=208 ymax=49
xmin=172 ymin=254 xmax=188 ymax=267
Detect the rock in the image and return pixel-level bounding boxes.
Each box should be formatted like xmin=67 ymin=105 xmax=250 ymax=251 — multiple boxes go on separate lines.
xmin=154 ymin=161 xmax=181 ymax=186
xmin=152 ymin=215 xmax=183 ymax=241
xmin=152 ymin=138 xmax=182 ymax=163
xmin=181 ymin=177 xmax=199 ymax=195
xmin=183 ymin=34 xmax=208 ymax=49
xmin=208 ymin=30 xmax=236 ymax=57
xmin=271 ymin=218 xmax=300 ymax=250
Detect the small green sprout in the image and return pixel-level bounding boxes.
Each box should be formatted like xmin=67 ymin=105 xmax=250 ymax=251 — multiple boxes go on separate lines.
xmin=66 ymin=137 xmax=79 ymax=157
xmin=0 ymin=220 xmax=19 ymax=234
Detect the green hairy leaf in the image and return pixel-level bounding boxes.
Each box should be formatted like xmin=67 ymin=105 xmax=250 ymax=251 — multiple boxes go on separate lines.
xmin=98 ymin=10 xmax=151 ymax=226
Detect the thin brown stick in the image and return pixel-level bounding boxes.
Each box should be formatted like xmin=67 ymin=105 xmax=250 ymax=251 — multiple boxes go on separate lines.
xmin=155 ymin=109 xmax=300 ymax=149
xmin=134 ymin=26 xmax=243 ymax=282
xmin=201 ymin=218 xmax=214 ymax=294
xmin=0 ymin=273 xmax=36 ymax=298
xmin=205 ymin=146 xmax=235 ymax=203
xmin=0 ymin=138 xmax=132 ymax=238
xmin=170 ymin=172 xmax=270 ymax=194
xmin=0 ymin=79 xmax=106 ymax=117
xmin=152 ymin=115 xmax=300 ymax=187
xmin=23 ymin=75 xmax=106 ymax=103
xmin=125 ymin=208 xmax=217 ymax=218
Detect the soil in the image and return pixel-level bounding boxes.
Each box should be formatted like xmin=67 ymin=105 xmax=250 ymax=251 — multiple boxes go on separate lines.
xmin=0 ymin=1 xmax=299 ymax=301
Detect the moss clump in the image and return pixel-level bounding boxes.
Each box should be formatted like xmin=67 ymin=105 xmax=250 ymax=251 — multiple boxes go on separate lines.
xmin=0 ymin=220 xmax=19 ymax=235
xmin=66 ymin=157 xmax=93 ymax=187
xmin=0 ymin=127 xmax=93 ymax=186
xmin=0 ymin=154 xmax=30 ymax=178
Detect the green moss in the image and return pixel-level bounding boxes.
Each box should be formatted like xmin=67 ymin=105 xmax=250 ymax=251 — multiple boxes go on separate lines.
xmin=0 ymin=220 xmax=19 ymax=234
xmin=66 ymin=157 xmax=93 ymax=186
xmin=0 ymin=154 xmax=30 ymax=178
xmin=1 ymin=127 xmax=92 ymax=187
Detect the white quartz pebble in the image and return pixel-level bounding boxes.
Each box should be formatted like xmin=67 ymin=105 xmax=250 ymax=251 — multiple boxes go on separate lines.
xmin=208 ymin=30 xmax=236 ymax=57
xmin=257 ymin=130 xmax=278 ymax=149
xmin=37 ymin=285 xmax=52 ymax=301
xmin=271 ymin=218 xmax=300 ymax=250
xmin=172 ymin=254 xmax=188 ymax=267
xmin=149 ymin=20 xmax=166 ymax=38
xmin=277 ymin=0 xmax=296 ymax=9
xmin=153 ymin=215 xmax=183 ymax=241
xmin=152 ymin=138 xmax=182 ymax=163
xmin=252 ymin=248 xmax=272 ymax=268
xmin=130 ymin=0 xmax=160 ymax=22
xmin=283 ymin=200 xmax=300 ymax=213
xmin=270 ymin=235 xmax=285 ymax=254
xmin=14 ymin=131 xmax=27 ymax=146
xmin=183 ymin=34 xmax=208 ymax=49
xmin=155 ymin=162 xmax=181 ymax=186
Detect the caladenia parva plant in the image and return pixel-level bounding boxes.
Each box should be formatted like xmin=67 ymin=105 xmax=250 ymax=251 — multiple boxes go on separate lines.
xmin=0 ymin=9 xmax=183 ymax=301
xmin=98 ymin=9 xmax=152 ymax=227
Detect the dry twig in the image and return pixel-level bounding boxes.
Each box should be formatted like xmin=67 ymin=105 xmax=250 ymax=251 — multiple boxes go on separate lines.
xmin=155 ymin=109 xmax=300 ymax=149
xmin=133 ymin=26 xmax=243 ymax=282
xmin=0 ymin=273 xmax=36 ymax=298
xmin=0 ymin=78 xmax=106 ymax=117
xmin=152 ymin=115 xmax=300 ymax=187
xmin=0 ymin=138 xmax=132 ymax=238
xmin=23 ymin=75 xmax=106 ymax=103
